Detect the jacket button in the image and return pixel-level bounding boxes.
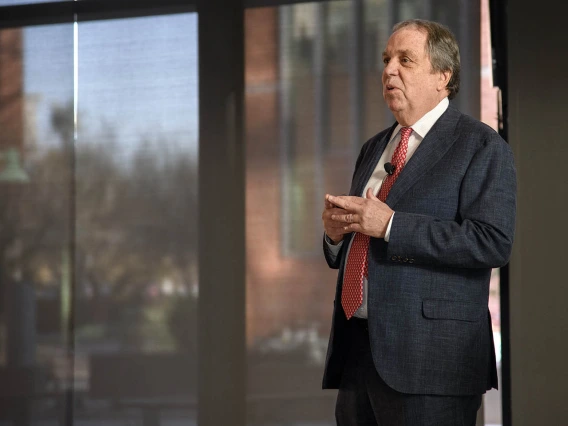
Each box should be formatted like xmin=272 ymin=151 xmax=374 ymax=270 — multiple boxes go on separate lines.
xmin=391 ymin=256 xmax=397 ymax=261
xmin=403 ymin=258 xmax=408 ymax=262
xmin=409 ymin=259 xmax=415 ymax=264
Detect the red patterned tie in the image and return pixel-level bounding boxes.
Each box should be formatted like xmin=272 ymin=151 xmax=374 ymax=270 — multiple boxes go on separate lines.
xmin=341 ymin=127 xmax=412 ymax=319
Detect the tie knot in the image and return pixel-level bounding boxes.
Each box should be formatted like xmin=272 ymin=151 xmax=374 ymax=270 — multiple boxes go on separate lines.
xmin=400 ymin=127 xmax=412 ymax=140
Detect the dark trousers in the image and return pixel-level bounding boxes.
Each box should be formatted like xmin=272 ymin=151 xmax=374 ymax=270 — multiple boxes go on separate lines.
xmin=335 ymin=318 xmax=482 ymax=426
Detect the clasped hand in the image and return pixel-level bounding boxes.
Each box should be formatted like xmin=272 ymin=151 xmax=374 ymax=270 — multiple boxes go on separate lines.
xmin=322 ymin=188 xmax=394 ymax=244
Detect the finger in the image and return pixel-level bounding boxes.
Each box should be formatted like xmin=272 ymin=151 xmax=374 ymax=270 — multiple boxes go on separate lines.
xmin=343 ymin=223 xmax=363 ymax=233
xmin=322 ymin=208 xmax=348 ymax=221
xmin=325 ymin=222 xmax=351 ymax=234
xmin=324 ymin=219 xmax=351 ymax=228
xmin=326 ymin=208 xmax=349 ymax=217
xmin=331 ymin=213 xmax=360 ymax=223
xmin=325 ymin=225 xmax=350 ymax=235
xmin=366 ymin=187 xmax=379 ymax=201
xmin=325 ymin=194 xmax=351 ymax=209
xmin=325 ymin=201 xmax=346 ymax=213
xmin=330 ymin=225 xmax=354 ymax=236
xmin=326 ymin=195 xmax=364 ymax=211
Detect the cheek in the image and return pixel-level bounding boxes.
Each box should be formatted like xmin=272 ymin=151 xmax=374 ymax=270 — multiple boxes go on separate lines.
xmin=422 ymin=76 xmax=440 ymax=92
xmin=405 ymin=78 xmax=427 ymax=96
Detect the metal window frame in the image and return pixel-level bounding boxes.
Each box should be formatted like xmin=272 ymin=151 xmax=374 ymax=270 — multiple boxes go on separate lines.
xmin=0 ymin=0 xmax=346 ymax=29
xmin=0 ymin=0 xmax=195 ymax=29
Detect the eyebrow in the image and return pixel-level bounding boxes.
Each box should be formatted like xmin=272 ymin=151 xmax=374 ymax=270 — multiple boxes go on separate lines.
xmin=382 ymin=49 xmax=419 ymax=58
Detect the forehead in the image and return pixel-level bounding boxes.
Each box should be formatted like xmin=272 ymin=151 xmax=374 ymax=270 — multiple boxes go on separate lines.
xmin=384 ymin=27 xmax=428 ymax=57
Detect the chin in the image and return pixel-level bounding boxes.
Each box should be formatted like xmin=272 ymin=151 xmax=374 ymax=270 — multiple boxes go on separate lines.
xmin=385 ymin=99 xmax=404 ymax=113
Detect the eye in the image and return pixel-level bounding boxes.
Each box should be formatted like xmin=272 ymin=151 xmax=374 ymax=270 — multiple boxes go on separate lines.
xmin=401 ymin=57 xmax=411 ymax=63
xmin=383 ymin=57 xmax=390 ymax=65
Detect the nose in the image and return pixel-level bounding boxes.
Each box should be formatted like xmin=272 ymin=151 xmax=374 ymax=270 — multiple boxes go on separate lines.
xmin=383 ymin=59 xmax=399 ymax=76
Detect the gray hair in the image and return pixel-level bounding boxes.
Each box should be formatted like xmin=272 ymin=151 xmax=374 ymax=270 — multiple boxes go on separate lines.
xmin=393 ymin=19 xmax=461 ymax=100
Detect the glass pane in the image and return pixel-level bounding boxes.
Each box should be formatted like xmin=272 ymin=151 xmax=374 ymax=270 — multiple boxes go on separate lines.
xmin=246 ymin=3 xmax=382 ymax=425
xmin=74 ymin=13 xmax=198 ymax=425
xmin=246 ymin=1 xmax=481 ymax=425
xmin=0 ymin=23 xmax=73 ymax=425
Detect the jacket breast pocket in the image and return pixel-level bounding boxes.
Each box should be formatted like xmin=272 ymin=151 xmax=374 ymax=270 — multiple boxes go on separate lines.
xmin=422 ymin=299 xmax=484 ymax=322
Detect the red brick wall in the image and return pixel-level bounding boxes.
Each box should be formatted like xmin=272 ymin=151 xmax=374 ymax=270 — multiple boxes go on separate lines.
xmin=481 ymin=0 xmax=498 ymax=131
xmin=0 ymin=29 xmax=23 ymax=151
xmin=245 ymin=6 xmax=495 ymax=345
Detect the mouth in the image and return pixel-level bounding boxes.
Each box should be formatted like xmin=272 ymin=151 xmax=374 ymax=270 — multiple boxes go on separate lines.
xmin=385 ymin=84 xmax=398 ymax=92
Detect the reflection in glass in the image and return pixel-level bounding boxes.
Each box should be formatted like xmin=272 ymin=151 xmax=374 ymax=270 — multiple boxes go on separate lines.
xmin=1 ymin=13 xmax=199 ymax=425
xmin=246 ymin=2 xmax=481 ymax=425
xmin=74 ymin=13 xmax=198 ymax=425
xmin=0 ymin=23 xmax=73 ymax=425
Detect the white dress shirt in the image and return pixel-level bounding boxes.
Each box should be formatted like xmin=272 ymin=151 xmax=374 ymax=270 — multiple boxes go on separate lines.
xmin=326 ymin=97 xmax=449 ymax=318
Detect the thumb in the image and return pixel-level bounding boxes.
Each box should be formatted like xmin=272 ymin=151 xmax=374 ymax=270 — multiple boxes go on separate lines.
xmin=366 ymin=187 xmax=379 ymax=201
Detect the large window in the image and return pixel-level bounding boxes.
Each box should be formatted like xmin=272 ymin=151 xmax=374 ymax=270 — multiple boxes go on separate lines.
xmin=0 ymin=23 xmax=73 ymax=426
xmin=0 ymin=11 xmax=198 ymax=426
xmin=0 ymin=1 xmax=503 ymax=425
xmin=245 ymin=1 xmax=483 ymax=425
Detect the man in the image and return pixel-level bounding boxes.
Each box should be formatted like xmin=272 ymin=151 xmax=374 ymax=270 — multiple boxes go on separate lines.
xmin=321 ymin=19 xmax=516 ymax=426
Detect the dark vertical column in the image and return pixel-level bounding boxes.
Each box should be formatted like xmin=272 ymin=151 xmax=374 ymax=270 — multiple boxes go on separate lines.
xmin=500 ymin=245 xmax=511 ymax=426
xmin=0 ymin=27 xmax=34 ymax=426
xmin=489 ymin=0 xmax=510 ymax=420
xmin=384 ymin=0 xmax=396 ymax=126
xmin=456 ymin=0 xmax=480 ymax=118
xmin=497 ymin=14 xmax=510 ymax=426
xmin=349 ymin=0 xmax=364 ymax=158
xmin=508 ymin=0 xmax=568 ymax=422
xmin=422 ymin=0 xmax=432 ymax=19
xmin=197 ymin=1 xmax=246 ymax=426
xmin=314 ymin=3 xmax=328 ymax=247
xmin=488 ymin=0 xmax=510 ymax=424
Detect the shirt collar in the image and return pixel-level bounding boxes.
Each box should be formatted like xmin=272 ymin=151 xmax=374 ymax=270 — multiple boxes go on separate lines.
xmin=390 ymin=97 xmax=449 ymax=141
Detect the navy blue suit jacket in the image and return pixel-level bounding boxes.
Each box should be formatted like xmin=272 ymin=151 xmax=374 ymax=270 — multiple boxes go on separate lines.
xmin=322 ymin=105 xmax=517 ymax=396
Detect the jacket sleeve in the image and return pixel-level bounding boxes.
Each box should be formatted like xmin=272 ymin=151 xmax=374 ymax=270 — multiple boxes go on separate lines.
xmin=323 ymin=235 xmax=344 ymax=269
xmin=387 ymin=134 xmax=517 ymax=268
xmin=322 ymin=136 xmax=374 ymax=269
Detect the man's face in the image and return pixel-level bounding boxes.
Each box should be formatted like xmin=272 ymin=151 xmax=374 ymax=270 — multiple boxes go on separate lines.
xmin=382 ymin=27 xmax=449 ymax=125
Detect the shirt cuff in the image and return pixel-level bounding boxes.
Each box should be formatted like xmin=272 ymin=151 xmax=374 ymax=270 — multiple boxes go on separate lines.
xmin=384 ymin=212 xmax=395 ymax=242
xmin=325 ymin=234 xmax=343 ymax=255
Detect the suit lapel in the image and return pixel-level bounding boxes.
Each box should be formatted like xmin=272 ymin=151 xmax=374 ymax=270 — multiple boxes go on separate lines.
xmin=385 ymin=106 xmax=462 ymax=207
xmin=342 ymin=124 xmax=396 ymax=249
xmin=350 ymin=123 xmax=397 ymax=197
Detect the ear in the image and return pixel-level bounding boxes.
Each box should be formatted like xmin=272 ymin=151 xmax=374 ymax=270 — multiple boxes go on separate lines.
xmin=437 ymin=70 xmax=452 ymax=92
